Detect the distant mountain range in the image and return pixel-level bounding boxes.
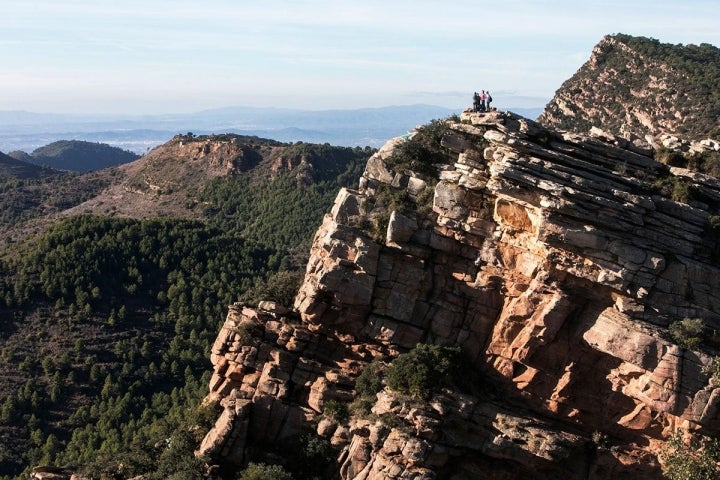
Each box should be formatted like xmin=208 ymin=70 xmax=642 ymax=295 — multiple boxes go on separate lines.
xmin=0 ymin=104 xmax=544 ymax=154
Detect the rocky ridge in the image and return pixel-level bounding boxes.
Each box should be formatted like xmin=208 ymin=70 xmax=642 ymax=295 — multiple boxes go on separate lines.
xmin=539 ymin=34 xmax=720 ymax=141
xmin=59 ymin=134 xmax=363 ymax=221
xmin=61 ymin=135 xmax=275 ymax=219
xmin=199 ymin=110 xmax=720 ymax=478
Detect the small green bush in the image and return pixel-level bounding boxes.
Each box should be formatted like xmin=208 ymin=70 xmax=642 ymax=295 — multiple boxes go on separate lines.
xmin=378 ymin=412 xmax=408 ymax=429
xmin=370 ymin=212 xmax=390 ymax=242
xmin=386 ymin=119 xmax=453 ymax=178
xmin=374 ymin=184 xmax=414 ymax=213
xmin=385 ymin=343 xmax=461 ymax=399
xmin=661 ymin=429 xmax=720 ymax=480
xmin=416 ymin=186 xmax=436 ymax=218
xmin=348 ymin=397 xmax=375 ymax=417
xmin=238 ymin=462 xmax=294 ymax=480
xmin=290 ymin=434 xmax=337 ymax=480
xmin=687 ymin=150 xmax=720 ymax=179
xmin=323 ymin=399 xmax=349 ymax=423
xmin=592 ymin=430 xmax=609 ymax=448
xmin=234 ymin=322 xmax=262 ymax=345
xmin=654 ymin=146 xmax=687 ymax=167
xmin=708 ymin=215 xmax=720 ymax=232
xmin=354 ymin=358 xmax=385 ymax=397
xmin=239 ymin=270 xmax=303 ymax=307
xmin=669 ymin=317 xmax=704 ymax=349
xmin=651 ymin=176 xmax=695 ymax=203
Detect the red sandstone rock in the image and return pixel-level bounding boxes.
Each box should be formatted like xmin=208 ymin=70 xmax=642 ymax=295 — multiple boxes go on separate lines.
xmin=199 ymin=110 xmax=720 ymax=479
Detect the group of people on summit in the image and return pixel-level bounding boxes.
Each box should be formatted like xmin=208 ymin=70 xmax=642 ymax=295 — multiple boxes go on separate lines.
xmin=472 ymin=90 xmax=492 ymax=112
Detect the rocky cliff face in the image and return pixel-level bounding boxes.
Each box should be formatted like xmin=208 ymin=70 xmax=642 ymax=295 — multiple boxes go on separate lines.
xmin=199 ymin=110 xmax=720 ymax=478
xmin=539 ymin=34 xmax=720 ymax=141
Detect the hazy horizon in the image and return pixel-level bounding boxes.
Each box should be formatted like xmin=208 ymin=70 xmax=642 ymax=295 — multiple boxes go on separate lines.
xmin=5 ymin=104 xmax=540 ymax=154
xmin=0 ymin=102 xmax=542 ymax=118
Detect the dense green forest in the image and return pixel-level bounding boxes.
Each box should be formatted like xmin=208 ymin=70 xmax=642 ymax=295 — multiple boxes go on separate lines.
xmin=0 ymin=216 xmax=271 ymax=478
xmin=0 ymin=141 xmax=372 ymax=479
xmin=200 ymin=143 xmax=369 ymax=255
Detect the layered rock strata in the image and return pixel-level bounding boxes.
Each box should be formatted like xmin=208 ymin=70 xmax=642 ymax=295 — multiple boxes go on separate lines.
xmin=199 ymin=110 xmax=720 ymax=478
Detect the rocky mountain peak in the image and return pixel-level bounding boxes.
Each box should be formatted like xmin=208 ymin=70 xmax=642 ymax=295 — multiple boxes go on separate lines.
xmin=539 ymin=33 xmax=720 ymax=142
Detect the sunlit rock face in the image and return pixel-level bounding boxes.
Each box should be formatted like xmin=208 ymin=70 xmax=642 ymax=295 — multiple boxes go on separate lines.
xmin=200 ymin=109 xmax=720 ymax=479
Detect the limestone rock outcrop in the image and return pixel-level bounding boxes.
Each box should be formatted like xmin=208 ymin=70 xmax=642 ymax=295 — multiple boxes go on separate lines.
xmin=200 ymin=110 xmax=720 ymax=478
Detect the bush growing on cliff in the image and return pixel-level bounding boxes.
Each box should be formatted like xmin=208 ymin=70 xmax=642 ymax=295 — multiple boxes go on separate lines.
xmin=234 ymin=321 xmax=262 ymax=345
xmin=322 ymin=399 xmax=349 ymax=423
xmin=669 ymin=317 xmax=704 ymax=349
xmin=282 ymin=433 xmax=337 ymax=480
xmin=354 ymin=358 xmax=385 ymax=398
xmin=654 ymin=146 xmax=687 ymax=167
xmin=661 ymin=429 xmax=720 ymax=480
xmin=385 ymin=343 xmax=461 ymax=399
xmin=709 ymin=215 xmax=720 ymax=232
xmin=651 ymin=176 xmax=695 ymax=204
xmin=702 ymin=356 xmax=720 ymax=386
xmin=239 ymin=270 xmax=303 ymax=308
xmin=686 ymin=150 xmax=720 ymax=179
xmin=386 ymin=119 xmax=453 ymax=178
xmin=238 ymin=462 xmax=294 ymax=480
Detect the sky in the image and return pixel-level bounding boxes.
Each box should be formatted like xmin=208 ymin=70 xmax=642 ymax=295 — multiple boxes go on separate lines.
xmin=1 ymin=0 xmax=719 ymax=115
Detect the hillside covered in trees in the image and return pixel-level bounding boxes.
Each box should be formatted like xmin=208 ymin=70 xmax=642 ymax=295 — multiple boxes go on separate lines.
xmin=0 ymin=135 xmax=372 ymax=479
xmin=9 ymin=140 xmax=139 ymax=173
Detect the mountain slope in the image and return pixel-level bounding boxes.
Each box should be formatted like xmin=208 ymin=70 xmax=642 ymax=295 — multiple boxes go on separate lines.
xmin=539 ymin=34 xmax=720 ymax=140
xmin=0 ymin=151 xmax=57 ymax=179
xmin=11 ymin=140 xmax=139 ymax=172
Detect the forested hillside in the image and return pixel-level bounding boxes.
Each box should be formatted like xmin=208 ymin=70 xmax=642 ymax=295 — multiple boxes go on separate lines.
xmin=0 ymin=137 xmax=372 ymax=479
xmin=0 ymin=152 xmax=57 ymax=180
xmin=10 ymin=140 xmax=139 ymax=173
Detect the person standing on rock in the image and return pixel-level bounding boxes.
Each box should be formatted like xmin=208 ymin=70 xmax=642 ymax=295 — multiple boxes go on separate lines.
xmin=473 ymin=92 xmax=481 ymax=112
xmin=486 ymin=91 xmax=493 ymax=111
xmin=480 ymin=90 xmax=487 ymax=111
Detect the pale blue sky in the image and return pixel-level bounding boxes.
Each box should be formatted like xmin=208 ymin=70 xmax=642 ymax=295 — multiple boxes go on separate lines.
xmin=2 ymin=0 xmax=718 ymax=114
